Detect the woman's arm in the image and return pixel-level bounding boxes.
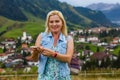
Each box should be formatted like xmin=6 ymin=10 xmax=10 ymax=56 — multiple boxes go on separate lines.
xmin=30 ymin=33 xmax=43 ymax=61
xmin=35 ymin=33 xmax=42 ymax=47
xmin=55 ymin=36 xmax=74 ymax=63
xmin=42 ymin=36 xmax=74 ymax=63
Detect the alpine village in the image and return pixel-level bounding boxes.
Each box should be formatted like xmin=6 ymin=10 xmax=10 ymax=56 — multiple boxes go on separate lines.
xmin=0 ymin=0 xmax=120 ymax=80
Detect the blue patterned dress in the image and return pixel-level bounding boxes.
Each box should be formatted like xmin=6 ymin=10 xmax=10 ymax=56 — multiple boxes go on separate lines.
xmin=38 ymin=46 xmax=71 ymax=80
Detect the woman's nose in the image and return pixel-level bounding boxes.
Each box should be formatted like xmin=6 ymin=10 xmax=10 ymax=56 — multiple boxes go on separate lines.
xmin=53 ymin=22 xmax=56 ymax=25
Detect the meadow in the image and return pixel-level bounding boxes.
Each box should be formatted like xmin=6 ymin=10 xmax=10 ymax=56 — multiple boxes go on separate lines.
xmin=0 ymin=74 xmax=120 ymax=80
xmin=1 ymin=69 xmax=120 ymax=80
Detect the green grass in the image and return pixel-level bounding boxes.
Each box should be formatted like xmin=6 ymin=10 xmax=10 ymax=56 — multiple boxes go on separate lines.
xmin=76 ymin=42 xmax=104 ymax=52
xmin=0 ymin=15 xmax=45 ymax=40
xmin=112 ymin=45 xmax=120 ymax=55
xmin=0 ymin=16 xmax=15 ymax=32
xmin=2 ymin=21 xmax=45 ymax=39
xmin=0 ymin=49 xmax=3 ymax=53
xmin=1 ymin=69 xmax=120 ymax=80
xmin=1 ymin=74 xmax=120 ymax=80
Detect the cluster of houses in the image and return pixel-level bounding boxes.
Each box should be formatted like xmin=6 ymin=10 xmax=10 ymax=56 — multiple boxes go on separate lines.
xmin=0 ymin=31 xmax=37 ymax=73
xmin=71 ymin=27 xmax=120 ymax=45
xmin=0 ymin=27 xmax=120 ymax=74
xmin=70 ymin=27 xmax=120 ymax=74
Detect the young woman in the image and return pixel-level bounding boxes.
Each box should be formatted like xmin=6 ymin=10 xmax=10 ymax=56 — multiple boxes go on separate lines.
xmin=30 ymin=10 xmax=74 ymax=80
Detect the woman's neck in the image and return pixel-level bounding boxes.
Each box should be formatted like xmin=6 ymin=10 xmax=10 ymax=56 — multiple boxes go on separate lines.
xmin=52 ymin=31 xmax=60 ymax=38
xmin=52 ymin=32 xmax=60 ymax=47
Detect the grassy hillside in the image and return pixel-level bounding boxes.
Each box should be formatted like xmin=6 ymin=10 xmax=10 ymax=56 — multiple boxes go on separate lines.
xmin=3 ymin=22 xmax=45 ymax=38
xmin=0 ymin=0 xmax=114 ymax=29
xmin=75 ymin=42 xmax=104 ymax=53
xmin=112 ymin=45 xmax=120 ymax=55
xmin=0 ymin=16 xmax=45 ymax=39
xmin=0 ymin=16 xmax=15 ymax=32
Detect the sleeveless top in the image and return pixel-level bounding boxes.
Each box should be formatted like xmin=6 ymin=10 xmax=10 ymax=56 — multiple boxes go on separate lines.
xmin=38 ymin=32 xmax=71 ymax=80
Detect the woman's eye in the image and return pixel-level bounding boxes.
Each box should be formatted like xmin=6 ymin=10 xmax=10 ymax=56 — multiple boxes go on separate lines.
xmin=55 ymin=20 xmax=59 ymax=23
xmin=50 ymin=21 xmax=53 ymax=23
xmin=49 ymin=20 xmax=60 ymax=23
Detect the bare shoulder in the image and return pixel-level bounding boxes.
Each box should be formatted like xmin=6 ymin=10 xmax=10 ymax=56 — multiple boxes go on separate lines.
xmin=66 ymin=35 xmax=73 ymax=45
xmin=36 ymin=32 xmax=44 ymax=39
xmin=67 ymin=35 xmax=73 ymax=42
xmin=35 ymin=32 xmax=43 ymax=46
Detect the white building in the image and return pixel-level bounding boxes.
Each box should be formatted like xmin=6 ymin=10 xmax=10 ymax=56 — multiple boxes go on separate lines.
xmin=0 ymin=54 xmax=8 ymax=61
xmin=78 ymin=36 xmax=86 ymax=42
xmin=87 ymin=36 xmax=99 ymax=42
xmin=21 ymin=31 xmax=33 ymax=44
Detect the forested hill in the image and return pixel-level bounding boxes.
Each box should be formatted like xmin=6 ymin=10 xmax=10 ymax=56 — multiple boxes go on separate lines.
xmin=0 ymin=0 xmax=113 ymax=28
xmin=74 ymin=7 xmax=111 ymax=27
xmin=87 ymin=3 xmax=120 ymax=25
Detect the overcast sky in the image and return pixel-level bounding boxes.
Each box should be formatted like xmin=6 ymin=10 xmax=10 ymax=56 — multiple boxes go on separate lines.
xmin=59 ymin=0 xmax=120 ymax=7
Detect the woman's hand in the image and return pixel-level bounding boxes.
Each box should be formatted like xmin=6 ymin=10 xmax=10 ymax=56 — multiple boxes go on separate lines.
xmin=30 ymin=46 xmax=43 ymax=53
xmin=26 ymin=46 xmax=44 ymax=61
xmin=41 ymin=48 xmax=54 ymax=57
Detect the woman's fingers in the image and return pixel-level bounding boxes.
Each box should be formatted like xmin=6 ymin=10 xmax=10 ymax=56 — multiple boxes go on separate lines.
xmin=38 ymin=46 xmax=44 ymax=53
xmin=42 ymin=49 xmax=54 ymax=57
xmin=30 ymin=46 xmax=44 ymax=53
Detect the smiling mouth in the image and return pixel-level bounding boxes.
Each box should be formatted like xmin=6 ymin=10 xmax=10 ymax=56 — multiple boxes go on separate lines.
xmin=52 ymin=26 xmax=58 ymax=29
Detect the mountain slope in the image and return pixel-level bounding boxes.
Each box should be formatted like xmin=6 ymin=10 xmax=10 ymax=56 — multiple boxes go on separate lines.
xmin=13 ymin=0 xmax=93 ymax=28
xmin=103 ymin=4 xmax=120 ymax=21
xmin=74 ymin=7 xmax=111 ymax=26
xmin=0 ymin=16 xmax=45 ymax=40
xmin=0 ymin=0 xmax=113 ymax=29
xmin=0 ymin=0 xmax=27 ymax=21
xmin=87 ymin=3 xmax=115 ymax=11
xmin=87 ymin=3 xmax=120 ymax=24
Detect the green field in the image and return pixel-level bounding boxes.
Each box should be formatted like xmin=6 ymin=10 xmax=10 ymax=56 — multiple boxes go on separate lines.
xmin=1 ymin=69 xmax=120 ymax=80
xmin=0 ymin=16 xmax=45 ymax=40
xmin=0 ymin=74 xmax=120 ymax=80
xmin=3 ymin=22 xmax=44 ymax=38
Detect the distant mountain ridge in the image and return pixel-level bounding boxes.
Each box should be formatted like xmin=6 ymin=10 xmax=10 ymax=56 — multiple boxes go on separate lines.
xmin=87 ymin=3 xmax=120 ymax=24
xmin=87 ymin=3 xmax=115 ymax=11
xmin=74 ymin=7 xmax=111 ymax=27
xmin=0 ymin=0 xmax=113 ymax=28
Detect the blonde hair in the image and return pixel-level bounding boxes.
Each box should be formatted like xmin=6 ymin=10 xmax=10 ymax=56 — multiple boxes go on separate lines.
xmin=45 ymin=10 xmax=68 ymax=36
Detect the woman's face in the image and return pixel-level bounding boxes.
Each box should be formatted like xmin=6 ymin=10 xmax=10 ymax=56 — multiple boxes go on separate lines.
xmin=48 ymin=14 xmax=63 ymax=33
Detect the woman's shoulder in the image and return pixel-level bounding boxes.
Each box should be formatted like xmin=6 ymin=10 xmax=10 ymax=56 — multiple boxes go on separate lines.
xmin=66 ymin=35 xmax=73 ymax=41
xmin=39 ymin=32 xmax=47 ymax=37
